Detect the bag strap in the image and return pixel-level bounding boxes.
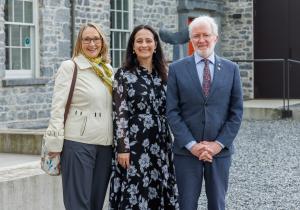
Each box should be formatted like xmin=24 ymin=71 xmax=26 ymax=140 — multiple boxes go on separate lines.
xmin=63 ymin=60 xmax=78 ymax=125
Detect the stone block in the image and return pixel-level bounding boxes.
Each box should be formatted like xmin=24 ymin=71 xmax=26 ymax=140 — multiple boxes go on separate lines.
xmin=55 ymin=9 xmax=70 ymax=23
xmin=28 ymin=111 xmax=37 ymax=120
xmin=17 ymin=112 xmax=27 ymax=120
xmin=38 ymin=110 xmax=49 ymax=119
xmin=58 ymin=41 xmax=71 ymax=58
xmin=0 ymin=130 xmax=43 ymax=155
xmin=0 ymin=113 xmax=7 ymax=122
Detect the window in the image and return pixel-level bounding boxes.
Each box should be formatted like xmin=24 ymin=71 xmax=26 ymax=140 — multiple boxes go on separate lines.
xmin=110 ymin=0 xmax=132 ymax=68
xmin=4 ymin=0 xmax=39 ymax=79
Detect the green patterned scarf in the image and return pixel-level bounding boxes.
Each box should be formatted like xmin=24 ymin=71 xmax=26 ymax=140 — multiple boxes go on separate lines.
xmin=85 ymin=55 xmax=113 ymax=95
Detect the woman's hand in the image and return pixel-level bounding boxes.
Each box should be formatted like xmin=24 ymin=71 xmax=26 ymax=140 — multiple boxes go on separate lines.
xmin=117 ymin=153 xmax=130 ymax=169
xmin=48 ymin=152 xmax=61 ymax=159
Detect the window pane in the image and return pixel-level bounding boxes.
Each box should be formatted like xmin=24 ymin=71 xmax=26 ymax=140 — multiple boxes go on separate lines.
xmin=5 ymin=48 xmax=11 ymax=70
xmin=116 ymin=0 xmax=122 ymax=10
xmin=24 ymin=1 xmax=33 ymax=23
xmin=123 ymin=12 xmax=128 ymax=30
xmin=22 ymin=26 xmax=31 ymax=46
xmin=14 ymin=0 xmax=23 ymax=22
xmin=111 ymin=11 xmax=115 ymax=29
xmin=5 ymin=25 xmax=10 ymax=46
xmin=5 ymin=0 xmax=13 ymax=21
xmin=11 ymin=25 xmax=20 ymax=46
xmin=110 ymin=51 xmax=114 ymax=66
xmin=123 ymin=0 xmax=128 ymax=11
xmin=114 ymin=50 xmax=120 ymax=67
xmin=113 ymin=32 xmax=120 ymax=49
xmin=12 ymin=48 xmax=21 ymax=69
xmin=22 ymin=48 xmax=31 ymax=69
xmin=111 ymin=0 xmax=115 ymax=9
xmin=121 ymin=50 xmax=126 ymax=63
xmin=116 ymin=12 xmax=122 ymax=29
xmin=121 ymin=32 xmax=127 ymax=49
xmin=110 ymin=33 xmax=113 ymax=49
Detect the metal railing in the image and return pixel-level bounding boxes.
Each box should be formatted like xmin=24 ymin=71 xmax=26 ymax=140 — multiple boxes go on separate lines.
xmin=232 ymin=58 xmax=300 ymax=118
xmin=287 ymin=59 xmax=300 ymax=112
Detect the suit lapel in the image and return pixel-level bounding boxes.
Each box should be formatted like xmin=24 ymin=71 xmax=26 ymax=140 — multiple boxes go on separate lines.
xmin=208 ymin=55 xmax=223 ymax=97
xmin=186 ymin=55 xmax=205 ymax=99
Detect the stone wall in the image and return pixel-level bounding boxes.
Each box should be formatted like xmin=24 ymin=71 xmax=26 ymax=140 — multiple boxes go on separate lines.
xmin=39 ymin=0 xmax=72 ymax=78
xmin=0 ymin=0 xmax=71 ymax=129
xmin=0 ymin=86 xmax=53 ymax=128
xmin=74 ymin=0 xmax=110 ymax=40
xmin=133 ymin=0 xmax=178 ymax=61
xmin=221 ymin=0 xmax=253 ymax=99
xmin=0 ymin=0 xmax=111 ymax=129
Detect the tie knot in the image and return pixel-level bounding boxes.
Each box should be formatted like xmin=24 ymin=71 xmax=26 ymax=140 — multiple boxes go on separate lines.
xmin=202 ymin=58 xmax=209 ymax=65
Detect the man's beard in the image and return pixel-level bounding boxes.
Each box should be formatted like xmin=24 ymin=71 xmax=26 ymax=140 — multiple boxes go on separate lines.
xmin=195 ymin=44 xmax=215 ymax=58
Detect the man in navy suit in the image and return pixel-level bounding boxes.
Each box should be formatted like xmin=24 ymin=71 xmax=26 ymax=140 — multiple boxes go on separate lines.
xmin=167 ymin=15 xmax=243 ymax=210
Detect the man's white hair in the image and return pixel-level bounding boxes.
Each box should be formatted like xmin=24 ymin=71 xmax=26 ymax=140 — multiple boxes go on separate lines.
xmin=189 ymin=15 xmax=218 ymax=38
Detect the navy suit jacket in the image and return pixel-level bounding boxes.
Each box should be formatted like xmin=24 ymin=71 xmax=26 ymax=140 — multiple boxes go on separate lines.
xmin=167 ymin=54 xmax=243 ymax=157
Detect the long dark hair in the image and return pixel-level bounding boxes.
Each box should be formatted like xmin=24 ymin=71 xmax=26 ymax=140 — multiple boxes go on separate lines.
xmin=123 ymin=25 xmax=167 ymax=82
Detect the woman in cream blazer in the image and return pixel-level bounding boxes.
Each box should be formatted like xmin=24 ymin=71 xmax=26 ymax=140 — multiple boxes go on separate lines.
xmin=44 ymin=23 xmax=113 ymax=210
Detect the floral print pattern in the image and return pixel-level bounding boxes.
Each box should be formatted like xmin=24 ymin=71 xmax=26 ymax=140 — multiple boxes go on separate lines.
xmin=109 ymin=67 xmax=179 ymax=210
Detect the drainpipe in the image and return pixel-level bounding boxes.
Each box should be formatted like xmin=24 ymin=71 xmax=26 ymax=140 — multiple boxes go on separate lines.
xmin=70 ymin=0 xmax=75 ymax=57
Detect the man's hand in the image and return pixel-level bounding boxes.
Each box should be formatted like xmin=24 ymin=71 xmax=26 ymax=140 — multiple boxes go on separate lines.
xmin=198 ymin=150 xmax=213 ymax=162
xmin=200 ymin=141 xmax=222 ymax=157
xmin=190 ymin=143 xmax=213 ymax=162
xmin=190 ymin=143 xmax=207 ymax=157
xmin=118 ymin=153 xmax=130 ymax=169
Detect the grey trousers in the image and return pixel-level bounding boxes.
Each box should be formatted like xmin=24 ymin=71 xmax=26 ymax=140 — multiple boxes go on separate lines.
xmin=61 ymin=140 xmax=112 ymax=210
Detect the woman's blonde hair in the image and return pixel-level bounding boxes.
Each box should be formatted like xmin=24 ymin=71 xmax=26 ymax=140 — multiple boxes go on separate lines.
xmin=72 ymin=23 xmax=110 ymax=63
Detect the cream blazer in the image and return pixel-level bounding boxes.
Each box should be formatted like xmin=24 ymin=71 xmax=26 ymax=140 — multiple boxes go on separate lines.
xmin=44 ymin=54 xmax=113 ymax=152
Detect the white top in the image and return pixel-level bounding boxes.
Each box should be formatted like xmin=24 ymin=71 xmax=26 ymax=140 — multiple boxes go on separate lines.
xmin=44 ymin=54 xmax=113 ymax=152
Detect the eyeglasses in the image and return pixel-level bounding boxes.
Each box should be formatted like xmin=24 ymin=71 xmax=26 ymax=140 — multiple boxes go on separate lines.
xmin=82 ymin=37 xmax=102 ymax=44
xmin=191 ymin=34 xmax=213 ymax=41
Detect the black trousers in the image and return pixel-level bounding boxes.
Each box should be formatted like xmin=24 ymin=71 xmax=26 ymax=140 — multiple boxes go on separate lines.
xmin=61 ymin=140 xmax=112 ymax=210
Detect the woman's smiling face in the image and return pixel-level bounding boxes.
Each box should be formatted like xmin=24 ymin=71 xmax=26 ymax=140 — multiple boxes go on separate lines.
xmin=81 ymin=26 xmax=102 ymax=58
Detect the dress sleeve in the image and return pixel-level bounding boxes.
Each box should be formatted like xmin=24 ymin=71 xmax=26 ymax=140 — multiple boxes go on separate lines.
xmin=44 ymin=60 xmax=75 ymax=152
xmin=113 ymin=68 xmax=130 ymax=153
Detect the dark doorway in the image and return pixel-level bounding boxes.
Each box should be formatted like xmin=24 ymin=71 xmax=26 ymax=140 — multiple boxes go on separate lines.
xmin=254 ymin=0 xmax=300 ymax=98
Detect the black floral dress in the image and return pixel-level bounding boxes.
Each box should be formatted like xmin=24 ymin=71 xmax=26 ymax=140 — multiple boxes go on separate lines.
xmin=109 ymin=67 xmax=179 ymax=210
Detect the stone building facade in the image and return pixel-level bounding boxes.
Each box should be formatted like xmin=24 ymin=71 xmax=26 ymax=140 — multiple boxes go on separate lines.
xmin=0 ymin=0 xmax=253 ymax=129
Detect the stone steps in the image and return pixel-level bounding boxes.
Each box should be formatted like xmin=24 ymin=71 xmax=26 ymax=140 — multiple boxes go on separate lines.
xmin=0 ymin=153 xmax=109 ymax=210
xmin=0 ymin=129 xmax=44 ymax=155
xmin=243 ymin=99 xmax=300 ymax=120
xmin=0 ymin=157 xmax=64 ymax=210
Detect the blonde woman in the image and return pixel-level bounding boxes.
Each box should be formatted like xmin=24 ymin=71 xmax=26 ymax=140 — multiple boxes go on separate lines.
xmin=44 ymin=23 xmax=113 ymax=210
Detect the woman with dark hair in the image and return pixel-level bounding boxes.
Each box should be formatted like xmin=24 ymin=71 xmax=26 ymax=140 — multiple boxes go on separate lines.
xmin=109 ymin=25 xmax=179 ymax=209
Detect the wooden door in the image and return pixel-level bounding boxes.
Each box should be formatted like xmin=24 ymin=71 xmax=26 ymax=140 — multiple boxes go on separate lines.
xmin=254 ymin=0 xmax=300 ymax=98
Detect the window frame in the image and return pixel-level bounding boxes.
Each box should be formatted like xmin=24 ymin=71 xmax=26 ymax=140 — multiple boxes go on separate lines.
xmin=110 ymin=0 xmax=133 ymax=68
xmin=4 ymin=0 xmax=39 ymax=79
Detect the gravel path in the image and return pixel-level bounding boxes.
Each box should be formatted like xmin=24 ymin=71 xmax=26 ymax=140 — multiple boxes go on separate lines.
xmin=197 ymin=119 xmax=300 ymax=210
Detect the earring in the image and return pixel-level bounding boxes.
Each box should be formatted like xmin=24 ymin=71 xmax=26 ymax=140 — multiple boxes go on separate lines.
xmin=133 ymin=50 xmax=135 ymax=54
xmin=154 ymin=49 xmax=156 ymax=53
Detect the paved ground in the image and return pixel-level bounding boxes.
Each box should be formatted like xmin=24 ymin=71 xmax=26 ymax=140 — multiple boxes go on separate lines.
xmin=198 ymin=119 xmax=300 ymax=210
